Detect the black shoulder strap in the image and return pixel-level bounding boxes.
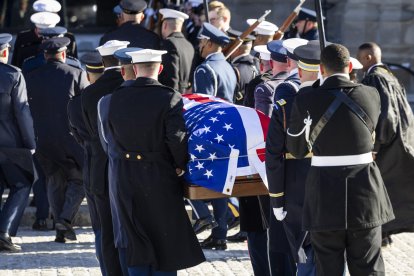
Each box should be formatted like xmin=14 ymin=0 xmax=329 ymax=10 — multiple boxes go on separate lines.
xmin=308 ymin=88 xmax=374 ymax=150
xmin=333 ymin=90 xmax=375 ymax=132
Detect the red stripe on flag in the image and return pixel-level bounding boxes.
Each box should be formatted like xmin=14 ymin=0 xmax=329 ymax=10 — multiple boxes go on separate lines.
xmin=256 ymin=110 xmax=270 ymax=141
xmin=256 ymin=148 xmax=266 ymax=162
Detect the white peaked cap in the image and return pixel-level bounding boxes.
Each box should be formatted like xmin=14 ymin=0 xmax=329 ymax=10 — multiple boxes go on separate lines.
xmin=126 ymin=49 xmax=168 ymax=63
xmin=30 ymin=12 xmax=60 ymax=29
xmin=159 ymin=8 xmax=189 ymax=21
xmin=96 ymin=40 xmax=130 ymax=56
xmin=282 ymin=38 xmax=308 ymax=55
xmin=350 ymin=57 xmax=363 ymax=70
xmin=33 ymin=0 xmax=62 ymax=13
xmin=189 ymin=0 xmax=203 ymax=7
xmin=246 ymin=19 xmax=278 ymax=36
xmin=254 ymin=45 xmax=271 ymax=61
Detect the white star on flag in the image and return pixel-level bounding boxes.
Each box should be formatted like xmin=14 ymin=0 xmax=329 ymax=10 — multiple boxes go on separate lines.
xmin=228 ymin=144 xmax=235 ymax=149
xmin=209 ymin=152 xmax=217 ymax=161
xmin=214 ymin=134 xmax=224 ymax=143
xmin=195 ymin=162 xmax=204 ymax=170
xmin=190 ymin=154 xmax=196 ymax=161
xmin=217 ymin=111 xmax=226 ymax=115
xmin=204 ymin=169 xmax=213 ymax=179
xmin=209 ymin=117 xmax=219 ymax=123
xmin=202 ymin=125 xmax=211 ymax=133
xmin=223 ymin=123 xmax=233 ymax=131
xmin=195 ymin=144 xmax=205 ymax=153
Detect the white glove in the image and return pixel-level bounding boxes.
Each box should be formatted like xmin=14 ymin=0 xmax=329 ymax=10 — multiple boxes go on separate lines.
xmin=273 ymin=207 xmax=287 ymax=221
xmin=30 ymin=149 xmax=35 ymax=155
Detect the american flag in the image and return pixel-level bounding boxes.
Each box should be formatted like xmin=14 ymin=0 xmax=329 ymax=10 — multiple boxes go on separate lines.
xmin=183 ymin=94 xmax=270 ymax=195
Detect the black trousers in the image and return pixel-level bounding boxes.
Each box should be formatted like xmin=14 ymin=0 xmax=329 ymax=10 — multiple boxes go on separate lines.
xmin=310 ymin=226 xmax=385 ymax=276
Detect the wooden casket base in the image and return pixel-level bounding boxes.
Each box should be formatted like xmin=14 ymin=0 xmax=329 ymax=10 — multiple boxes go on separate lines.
xmin=184 ymin=174 xmax=268 ymax=200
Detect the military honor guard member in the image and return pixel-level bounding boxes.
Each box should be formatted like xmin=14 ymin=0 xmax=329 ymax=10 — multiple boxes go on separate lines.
xmin=227 ymin=29 xmax=259 ymax=105
xmin=22 ymin=26 xmax=81 ymax=75
xmin=266 ymin=41 xmax=321 ymax=276
xmin=158 ymin=8 xmax=195 ymax=93
xmin=98 ymin=48 xmax=205 ymax=275
xmin=289 ymin=8 xmax=322 ymax=41
xmin=25 ymin=37 xmax=88 ymax=243
xmin=114 ymin=47 xmax=142 ymax=84
xmin=81 ymin=40 xmax=129 ymax=276
xmin=0 ymin=33 xmax=36 ymax=252
xmin=193 ymin=22 xmax=237 ymax=102
xmin=66 ymin=51 xmax=107 ymax=275
xmin=99 ymin=0 xmax=161 ymax=50
xmin=273 ymin=38 xmax=308 ymax=102
xmin=357 ymin=42 xmax=414 ymax=244
xmin=287 ymin=43 xmax=394 ymax=275
xmin=12 ymin=0 xmax=77 ymax=68
xmin=254 ymin=40 xmax=289 ymax=117
xmin=243 ymin=45 xmax=273 ymax=108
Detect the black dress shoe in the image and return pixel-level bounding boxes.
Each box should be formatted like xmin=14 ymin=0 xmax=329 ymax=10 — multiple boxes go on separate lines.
xmin=32 ymin=219 xmax=49 ymax=231
xmin=55 ymin=229 xmax=66 ymax=243
xmin=227 ymin=231 xmax=248 ymax=243
xmin=200 ymin=235 xmax=227 ymax=250
xmin=193 ymin=217 xmax=218 ymax=235
xmin=55 ymin=219 xmax=77 ymax=241
xmin=0 ymin=232 xmax=21 ymax=252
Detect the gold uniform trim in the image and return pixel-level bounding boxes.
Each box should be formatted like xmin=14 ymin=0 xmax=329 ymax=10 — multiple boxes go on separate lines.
xmin=269 ymin=192 xmax=284 ymax=198
xmin=285 ymin=152 xmax=313 ymax=159
xmin=298 ymin=60 xmax=320 ymax=72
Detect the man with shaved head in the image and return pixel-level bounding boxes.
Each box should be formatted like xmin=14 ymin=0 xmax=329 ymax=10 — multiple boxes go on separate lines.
xmin=358 ymin=42 xmax=414 ymax=246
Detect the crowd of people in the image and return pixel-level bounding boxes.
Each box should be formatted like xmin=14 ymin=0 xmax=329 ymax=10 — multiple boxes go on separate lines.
xmin=0 ymin=0 xmax=414 ymax=275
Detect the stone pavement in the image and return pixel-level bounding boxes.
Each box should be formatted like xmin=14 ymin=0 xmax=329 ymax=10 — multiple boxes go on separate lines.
xmin=1 ymin=227 xmax=414 ymax=276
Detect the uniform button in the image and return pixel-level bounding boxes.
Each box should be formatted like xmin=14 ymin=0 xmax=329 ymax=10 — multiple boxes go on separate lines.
xmin=137 ymin=155 xmax=142 ymax=160
xmin=126 ymin=154 xmax=130 ymax=158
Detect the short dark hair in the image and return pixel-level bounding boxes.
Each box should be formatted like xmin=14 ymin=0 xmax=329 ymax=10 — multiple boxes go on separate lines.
xmin=320 ymin=43 xmax=350 ymax=73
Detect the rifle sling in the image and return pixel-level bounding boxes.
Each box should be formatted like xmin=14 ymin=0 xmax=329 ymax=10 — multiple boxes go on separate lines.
xmin=309 ymin=88 xmax=374 ymax=147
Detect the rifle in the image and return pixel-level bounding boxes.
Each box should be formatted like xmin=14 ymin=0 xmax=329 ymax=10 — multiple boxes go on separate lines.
xmin=273 ymin=0 xmax=306 ymax=40
xmin=223 ymin=10 xmax=271 ymax=60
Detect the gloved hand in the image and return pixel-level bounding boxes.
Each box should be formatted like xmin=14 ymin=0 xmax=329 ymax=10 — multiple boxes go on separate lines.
xmin=30 ymin=149 xmax=35 ymax=155
xmin=273 ymin=207 xmax=287 ymax=221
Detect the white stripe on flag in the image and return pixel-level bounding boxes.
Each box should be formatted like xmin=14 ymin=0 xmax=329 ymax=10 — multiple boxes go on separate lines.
xmin=222 ymin=148 xmax=240 ymax=195
xmin=236 ymin=106 xmax=265 ymax=176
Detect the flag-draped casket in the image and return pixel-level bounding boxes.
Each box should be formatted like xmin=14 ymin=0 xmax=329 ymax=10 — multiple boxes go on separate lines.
xmin=183 ymin=94 xmax=269 ymax=198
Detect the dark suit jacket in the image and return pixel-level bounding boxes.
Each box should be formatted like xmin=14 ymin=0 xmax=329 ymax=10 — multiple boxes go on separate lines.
xmin=159 ymin=32 xmax=194 ymax=93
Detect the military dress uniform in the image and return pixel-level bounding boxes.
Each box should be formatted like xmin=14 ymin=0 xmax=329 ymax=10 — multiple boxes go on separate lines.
xmin=157 ymin=9 xmax=195 ymax=93
xmin=0 ymin=34 xmax=36 ymax=251
xmin=158 ymin=32 xmax=195 ymax=93
xmin=81 ymin=40 xmax=128 ymax=275
xmin=193 ymin=23 xmax=237 ymax=102
xmin=99 ymin=0 xmax=161 ymax=49
xmin=25 ymin=37 xmax=87 ymax=242
xmin=97 ymin=49 xmax=205 ymax=273
xmin=287 ymin=69 xmax=395 ymax=275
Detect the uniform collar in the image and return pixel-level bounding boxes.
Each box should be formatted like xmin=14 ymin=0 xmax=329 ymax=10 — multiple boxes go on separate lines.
xmin=231 ymin=53 xmax=250 ymax=63
xmin=133 ymin=77 xmax=161 ymax=87
xmin=168 ymin=32 xmax=185 ymax=39
xmin=319 ymin=74 xmax=359 ymax=90
xmin=367 ymin=62 xmax=383 ymax=74
xmin=205 ymin=52 xmax=225 ymax=61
